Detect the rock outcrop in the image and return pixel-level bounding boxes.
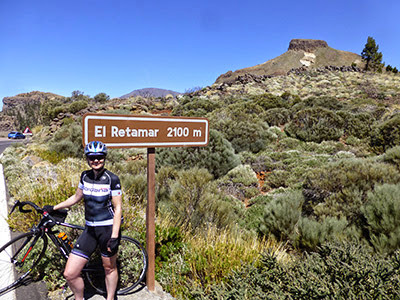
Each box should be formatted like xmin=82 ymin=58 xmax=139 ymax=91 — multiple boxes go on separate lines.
xmin=2 ymin=91 xmax=63 ymax=114
xmin=0 ymin=91 xmax=65 ymax=133
xmin=288 ymin=39 xmax=328 ymax=52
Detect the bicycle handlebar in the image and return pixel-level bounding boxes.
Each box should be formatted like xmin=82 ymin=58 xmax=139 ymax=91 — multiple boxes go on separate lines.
xmin=10 ymin=200 xmax=68 ymax=217
xmin=10 ymin=200 xmax=42 ymax=215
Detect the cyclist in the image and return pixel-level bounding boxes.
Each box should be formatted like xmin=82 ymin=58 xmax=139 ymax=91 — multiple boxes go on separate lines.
xmin=44 ymin=141 xmax=122 ymax=300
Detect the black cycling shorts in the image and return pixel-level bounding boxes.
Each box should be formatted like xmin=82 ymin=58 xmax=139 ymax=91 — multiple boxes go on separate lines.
xmin=71 ymin=225 xmax=120 ymax=259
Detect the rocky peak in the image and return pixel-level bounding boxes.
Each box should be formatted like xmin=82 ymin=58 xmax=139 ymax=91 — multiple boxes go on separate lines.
xmin=2 ymin=91 xmax=64 ymax=114
xmin=288 ymin=39 xmax=329 ymax=52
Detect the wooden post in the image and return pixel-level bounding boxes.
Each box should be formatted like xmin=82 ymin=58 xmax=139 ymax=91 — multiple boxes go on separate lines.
xmin=146 ymin=147 xmax=156 ymax=291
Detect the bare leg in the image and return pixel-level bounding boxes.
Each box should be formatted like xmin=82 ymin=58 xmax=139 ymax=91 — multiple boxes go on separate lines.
xmin=64 ymin=254 xmax=88 ymax=300
xmin=102 ymin=254 xmax=118 ymax=300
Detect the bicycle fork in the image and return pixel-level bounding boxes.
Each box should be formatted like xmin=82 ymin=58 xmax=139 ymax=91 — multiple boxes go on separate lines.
xmin=10 ymin=231 xmax=43 ymax=284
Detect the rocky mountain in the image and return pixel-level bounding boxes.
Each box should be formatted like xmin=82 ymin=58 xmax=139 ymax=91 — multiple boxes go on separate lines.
xmin=0 ymin=91 xmax=65 ymax=134
xmin=215 ymin=39 xmax=364 ymax=84
xmin=2 ymin=91 xmax=64 ymax=114
xmin=120 ymin=88 xmax=181 ymax=99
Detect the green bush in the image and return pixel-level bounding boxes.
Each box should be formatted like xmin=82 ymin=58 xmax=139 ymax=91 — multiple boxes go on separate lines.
xmin=371 ymin=113 xmax=400 ymax=153
xmin=361 ymin=184 xmax=400 ymax=254
xmin=208 ymin=101 xmax=273 ymax=153
xmin=264 ymin=107 xmax=290 ymax=126
xmin=68 ymin=100 xmax=88 ymax=114
xmin=294 ymin=216 xmax=349 ymax=251
xmin=155 ymin=226 xmax=185 ymax=269
xmin=121 ymin=173 xmax=147 ymax=205
xmin=217 ymin=164 xmax=260 ymax=202
xmin=163 ymin=167 xmax=240 ymax=230
xmin=244 ymin=195 xmax=273 ymax=232
xmin=382 ymin=146 xmax=400 ymax=170
xmin=156 ymin=129 xmax=240 ymax=178
xmin=337 ymin=111 xmax=375 ymax=139
xmin=40 ymin=100 xmax=65 ymax=124
xmin=285 ymin=107 xmax=344 ymax=143
xmin=49 ymin=123 xmax=83 ymax=158
xmin=259 ymin=190 xmax=304 ymax=240
xmin=252 ymin=93 xmax=289 ymax=110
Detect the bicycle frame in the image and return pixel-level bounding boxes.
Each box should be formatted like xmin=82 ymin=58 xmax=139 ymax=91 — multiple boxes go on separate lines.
xmin=3 ymin=200 xmax=148 ymax=295
xmin=10 ymin=201 xmax=102 ymax=273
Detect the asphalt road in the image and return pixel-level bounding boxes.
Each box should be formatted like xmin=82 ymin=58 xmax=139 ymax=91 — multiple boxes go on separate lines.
xmin=0 ymin=138 xmax=28 ymax=154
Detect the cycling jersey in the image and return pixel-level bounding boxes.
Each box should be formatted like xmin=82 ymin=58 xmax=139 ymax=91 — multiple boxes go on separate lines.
xmin=78 ymin=169 xmax=122 ymax=226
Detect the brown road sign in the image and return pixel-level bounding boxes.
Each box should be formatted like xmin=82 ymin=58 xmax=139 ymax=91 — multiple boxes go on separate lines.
xmin=83 ymin=113 xmax=209 ymax=148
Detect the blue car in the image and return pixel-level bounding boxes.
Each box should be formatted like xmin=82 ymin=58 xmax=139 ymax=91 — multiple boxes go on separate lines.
xmin=8 ymin=131 xmax=26 ymax=139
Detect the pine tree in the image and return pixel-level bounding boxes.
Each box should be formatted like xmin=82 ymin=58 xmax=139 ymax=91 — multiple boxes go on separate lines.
xmin=361 ymin=36 xmax=383 ymax=71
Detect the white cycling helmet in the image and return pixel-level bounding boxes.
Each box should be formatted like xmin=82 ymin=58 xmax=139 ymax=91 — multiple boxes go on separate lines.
xmin=84 ymin=141 xmax=108 ymax=156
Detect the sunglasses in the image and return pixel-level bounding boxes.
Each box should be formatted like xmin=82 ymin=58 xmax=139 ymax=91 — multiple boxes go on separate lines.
xmin=88 ymin=155 xmax=105 ymax=161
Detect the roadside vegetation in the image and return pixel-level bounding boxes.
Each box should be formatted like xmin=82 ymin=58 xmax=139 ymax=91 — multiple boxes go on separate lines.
xmin=2 ymin=63 xmax=400 ymax=298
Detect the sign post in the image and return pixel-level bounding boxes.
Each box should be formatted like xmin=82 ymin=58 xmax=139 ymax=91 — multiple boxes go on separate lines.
xmin=82 ymin=113 xmax=209 ymax=291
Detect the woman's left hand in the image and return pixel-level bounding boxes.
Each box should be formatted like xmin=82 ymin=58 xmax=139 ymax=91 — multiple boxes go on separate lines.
xmin=107 ymin=237 xmax=120 ymax=252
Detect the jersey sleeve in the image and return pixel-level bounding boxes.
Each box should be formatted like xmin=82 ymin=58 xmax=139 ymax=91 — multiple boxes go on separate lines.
xmin=78 ymin=171 xmax=86 ymax=190
xmin=110 ymin=173 xmax=122 ymax=197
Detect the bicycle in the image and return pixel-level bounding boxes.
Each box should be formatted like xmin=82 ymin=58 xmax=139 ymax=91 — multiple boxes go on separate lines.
xmin=0 ymin=200 xmax=148 ymax=296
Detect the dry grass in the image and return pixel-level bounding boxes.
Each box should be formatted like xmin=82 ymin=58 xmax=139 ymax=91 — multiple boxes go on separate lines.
xmin=157 ymin=212 xmax=289 ymax=289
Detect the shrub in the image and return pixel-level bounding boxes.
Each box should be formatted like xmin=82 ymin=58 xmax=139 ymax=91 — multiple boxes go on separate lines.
xmin=156 ymin=129 xmax=240 ymax=178
xmin=68 ymin=100 xmax=88 ymax=114
xmin=217 ymin=164 xmax=260 ymax=202
xmin=371 ymin=114 xmax=400 ymax=153
xmin=244 ymin=195 xmax=273 ymax=232
xmin=263 ymin=107 xmax=290 ymax=126
xmin=285 ymin=107 xmax=344 ymax=143
xmin=208 ymin=101 xmax=273 ymax=153
xmin=259 ymin=190 xmax=304 ymax=240
xmin=120 ymin=173 xmax=147 ymax=205
xmin=294 ymin=216 xmax=349 ymax=251
xmin=252 ymin=93 xmax=289 ymax=110
xmin=361 ymin=184 xmax=400 ymax=254
xmin=49 ymin=123 xmax=83 ymax=158
xmin=155 ymin=166 xmax=179 ymax=205
xmin=163 ymin=167 xmax=240 ymax=230
xmin=337 ymin=111 xmax=375 ymax=139
xmin=94 ymin=92 xmax=110 ymax=103
xmin=382 ymin=146 xmax=400 ymax=170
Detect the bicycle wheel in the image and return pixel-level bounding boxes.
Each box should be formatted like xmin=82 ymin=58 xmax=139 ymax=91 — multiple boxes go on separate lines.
xmin=85 ymin=236 xmax=148 ymax=295
xmin=0 ymin=231 xmax=48 ymax=295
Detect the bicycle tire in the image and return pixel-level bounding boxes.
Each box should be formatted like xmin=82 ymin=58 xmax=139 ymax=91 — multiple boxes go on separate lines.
xmin=85 ymin=236 xmax=148 ymax=295
xmin=0 ymin=231 xmax=48 ymax=295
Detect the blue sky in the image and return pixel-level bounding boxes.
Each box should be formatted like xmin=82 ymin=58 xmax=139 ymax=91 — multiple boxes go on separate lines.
xmin=1 ymin=0 xmax=399 ymax=110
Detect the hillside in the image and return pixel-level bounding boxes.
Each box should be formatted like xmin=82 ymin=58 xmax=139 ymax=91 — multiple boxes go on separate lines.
xmin=215 ymin=39 xmax=364 ymax=84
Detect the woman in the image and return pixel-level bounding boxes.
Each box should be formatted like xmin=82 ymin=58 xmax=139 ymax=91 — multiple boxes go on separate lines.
xmin=45 ymin=141 xmax=122 ymax=300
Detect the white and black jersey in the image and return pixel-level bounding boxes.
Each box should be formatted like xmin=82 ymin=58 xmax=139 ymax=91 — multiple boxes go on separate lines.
xmin=78 ymin=169 xmax=122 ymax=226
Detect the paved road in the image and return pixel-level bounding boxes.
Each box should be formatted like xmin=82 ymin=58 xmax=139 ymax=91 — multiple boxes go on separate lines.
xmin=0 ymin=138 xmax=28 ymax=154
